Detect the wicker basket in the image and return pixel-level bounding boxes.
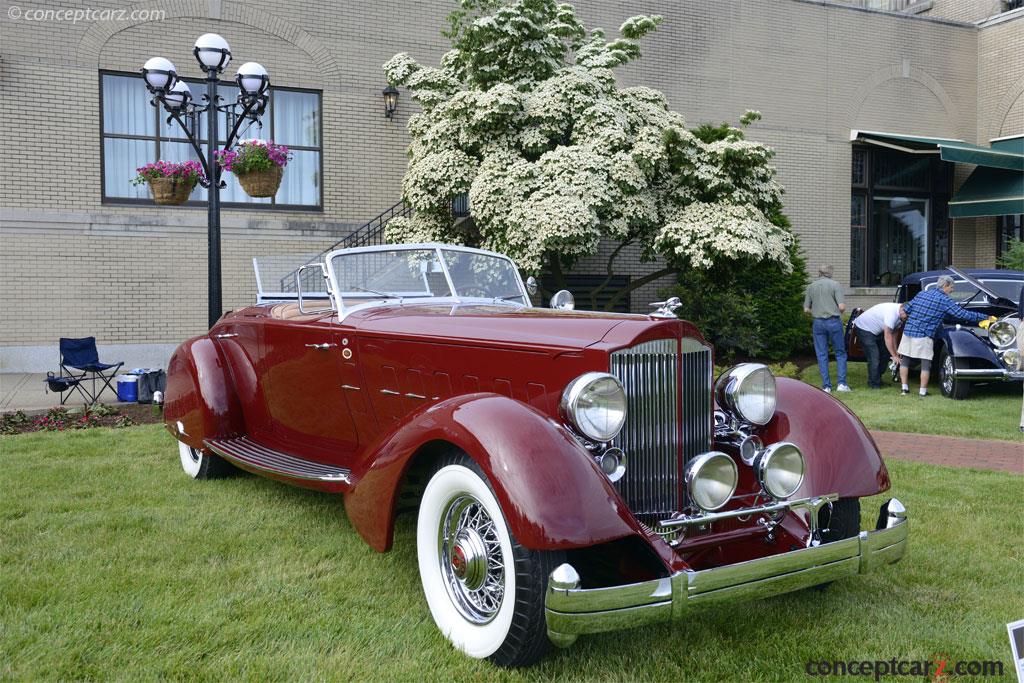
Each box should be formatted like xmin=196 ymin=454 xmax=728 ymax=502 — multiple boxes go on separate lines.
xmin=147 ymin=176 xmax=195 ymax=205
xmin=236 ymin=165 xmax=283 ymax=198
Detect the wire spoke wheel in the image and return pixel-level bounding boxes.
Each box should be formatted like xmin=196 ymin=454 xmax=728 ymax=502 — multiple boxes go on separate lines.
xmin=439 ymin=494 xmax=505 ymax=623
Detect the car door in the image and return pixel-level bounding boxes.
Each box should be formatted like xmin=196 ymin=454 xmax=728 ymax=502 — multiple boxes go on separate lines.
xmin=260 ymin=314 xmax=360 ymax=464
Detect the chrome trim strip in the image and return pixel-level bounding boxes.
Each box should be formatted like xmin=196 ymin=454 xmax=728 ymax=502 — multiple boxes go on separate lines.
xmin=545 ymin=498 xmax=908 ymax=646
xmin=205 ymin=437 xmax=351 ymax=484
xmin=953 ymin=368 xmax=1023 ymax=380
xmin=380 ymin=389 xmax=401 ymax=395
xmin=658 ymin=494 xmax=837 ymax=528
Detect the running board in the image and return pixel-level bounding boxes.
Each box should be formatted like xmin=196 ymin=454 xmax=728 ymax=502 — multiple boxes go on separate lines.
xmin=204 ymin=436 xmax=351 ymax=484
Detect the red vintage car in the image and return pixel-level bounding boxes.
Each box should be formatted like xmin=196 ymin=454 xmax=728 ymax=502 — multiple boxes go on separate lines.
xmin=165 ymin=243 xmax=908 ymax=667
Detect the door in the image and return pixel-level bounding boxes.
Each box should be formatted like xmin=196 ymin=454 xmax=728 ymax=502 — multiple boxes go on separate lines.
xmin=260 ymin=316 xmax=359 ymax=463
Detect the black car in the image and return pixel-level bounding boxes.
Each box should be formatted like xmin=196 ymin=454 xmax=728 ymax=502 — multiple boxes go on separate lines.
xmin=846 ymin=267 xmax=1024 ymax=399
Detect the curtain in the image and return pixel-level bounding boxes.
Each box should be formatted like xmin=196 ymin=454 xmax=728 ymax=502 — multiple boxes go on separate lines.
xmin=103 ymin=75 xmax=154 ymax=136
xmin=274 ymin=91 xmax=319 ymax=147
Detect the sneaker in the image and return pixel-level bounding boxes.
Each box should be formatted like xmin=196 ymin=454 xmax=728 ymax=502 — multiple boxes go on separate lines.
xmin=836 ymin=384 xmax=852 ymax=393
xmin=823 ymin=387 xmax=832 ymax=393
xmin=901 ymin=388 xmax=909 ymax=395
xmin=919 ymin=389 xmax=928 ymax=397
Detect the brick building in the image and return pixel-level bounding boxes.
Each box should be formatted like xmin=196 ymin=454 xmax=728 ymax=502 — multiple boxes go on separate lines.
xmin=1 ymin=0 xmax=1022 ymax=371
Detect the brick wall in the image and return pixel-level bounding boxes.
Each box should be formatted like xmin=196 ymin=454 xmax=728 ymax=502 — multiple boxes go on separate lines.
xmin=0 ymin=0 xmax=1014 ymax=360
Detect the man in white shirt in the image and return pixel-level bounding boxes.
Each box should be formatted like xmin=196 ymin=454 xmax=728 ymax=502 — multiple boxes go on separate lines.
xmin=852 ymin=302 xmax=902 ymax=389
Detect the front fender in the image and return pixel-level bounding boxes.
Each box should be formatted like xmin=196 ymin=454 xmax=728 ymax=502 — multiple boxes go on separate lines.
xmin=164 ymin=336 xmax=245 ymax=449
xmin=762 ymin=378 xmax=890 ymax=499
xmin=344 ymin=393 xmax=644 ymax=553
xmin=943 ymin=327 xmax=998 ymax=362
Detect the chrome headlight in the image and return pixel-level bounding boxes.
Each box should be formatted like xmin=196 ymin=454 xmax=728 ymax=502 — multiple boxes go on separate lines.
xmin=715 ymin=363 xmax=777 ymax=426
xmin=561 ymin=372 xmax=627 ymax=442
xmin=685 ymin=451 xmax=738 ymax=511
xmin=999 ymin=348 xmax=1022 ymax=371
xmin=754 ymin=442 xmax=805 ymax=500
xmin=988 ymin=320 xmax=1018 ymax=348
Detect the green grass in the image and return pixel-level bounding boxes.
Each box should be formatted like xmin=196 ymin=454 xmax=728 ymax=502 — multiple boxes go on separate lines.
xmin=2 ymin=425 xmax=1022 ymax=681
xmin=800 ymin=361 xmax=1023 ymax=442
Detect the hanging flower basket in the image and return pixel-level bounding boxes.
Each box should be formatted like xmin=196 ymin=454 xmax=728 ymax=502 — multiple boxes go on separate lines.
xmin=217 ymin=140 xmax=291 ymax=199
xmin=131 ymin=160 xmax=204 ymax=206
xmin=236 ymin=164 xmax=283 ymax=198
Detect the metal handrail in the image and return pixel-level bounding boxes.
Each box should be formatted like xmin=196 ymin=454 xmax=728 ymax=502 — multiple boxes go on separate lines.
xmin=278 ymin=200 xmax=413 ymax=292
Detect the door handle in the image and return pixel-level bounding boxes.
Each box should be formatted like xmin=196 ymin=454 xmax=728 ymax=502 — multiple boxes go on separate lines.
xmin=305 ymin=343 xmax=337 ymax=350
xmin=214 ymin=333 xmax=238 ymax=339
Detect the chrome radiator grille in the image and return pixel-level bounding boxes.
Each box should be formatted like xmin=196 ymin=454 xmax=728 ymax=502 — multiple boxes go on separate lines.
xmin=609 ymin=338 xmax=713 ymax=520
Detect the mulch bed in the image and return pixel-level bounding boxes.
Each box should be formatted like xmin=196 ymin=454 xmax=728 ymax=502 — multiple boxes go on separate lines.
xmin=1 ymin=403 xmax=165 ymax=435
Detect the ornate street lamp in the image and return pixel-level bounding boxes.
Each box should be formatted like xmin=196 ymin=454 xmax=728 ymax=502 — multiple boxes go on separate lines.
xmin=142 ymin=34 xmax=270 ymax=328
xmin=383 ymin=84 xmax=399 ymax=119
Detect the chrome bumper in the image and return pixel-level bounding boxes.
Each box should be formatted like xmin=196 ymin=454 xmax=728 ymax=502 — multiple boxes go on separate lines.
xmin=952 ymin=367 xmax=1024 ymax=381
xmin=545 ymin=498 xmax=907 ymax=647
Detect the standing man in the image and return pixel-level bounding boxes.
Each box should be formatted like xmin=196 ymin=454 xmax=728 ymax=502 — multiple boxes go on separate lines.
xmin=852 ymin=302 xmax=902 ymax=389
xmin=804 ymin=264 xmax=850 ymax=393
xmin=898 ymin=275 xmax=991 ymax=396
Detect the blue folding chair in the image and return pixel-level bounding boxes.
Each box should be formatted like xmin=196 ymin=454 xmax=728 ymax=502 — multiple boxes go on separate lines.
xmin=53 ymin=337 xmax=124 ymax=405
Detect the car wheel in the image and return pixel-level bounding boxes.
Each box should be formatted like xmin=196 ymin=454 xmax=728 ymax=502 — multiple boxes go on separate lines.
xmin=938 ymin=348 xmax=970 ymax=400
xmin=819 ymin=498 xmax=860 ymax=544
xmin=812 ymin=498 xmax=861 ymax=591
xmin=177 ymin=440 xmax=236 ymax=479
xmin=417 ymin=452 xmax=563 ymax=667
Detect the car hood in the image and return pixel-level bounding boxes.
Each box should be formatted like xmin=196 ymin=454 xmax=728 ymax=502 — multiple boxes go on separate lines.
xmin=347 ymin=303 xmax=651 ymax=351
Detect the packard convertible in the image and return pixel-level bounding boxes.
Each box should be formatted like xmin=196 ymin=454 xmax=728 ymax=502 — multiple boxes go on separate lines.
xmin=165 ymin=244 xmax=908 ymax=667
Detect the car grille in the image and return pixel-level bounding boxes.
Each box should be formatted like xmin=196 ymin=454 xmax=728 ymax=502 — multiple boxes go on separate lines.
xmin=609 ymin=337 xmax=713 ymax=521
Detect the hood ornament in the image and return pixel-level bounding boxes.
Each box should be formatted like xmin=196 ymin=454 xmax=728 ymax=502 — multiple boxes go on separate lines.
xmin=649 ymin=297 xmax=682 ymax=319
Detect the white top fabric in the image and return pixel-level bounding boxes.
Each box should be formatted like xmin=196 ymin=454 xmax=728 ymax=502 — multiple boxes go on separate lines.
xmin=853 ymin=302 xmax=902 ymax=335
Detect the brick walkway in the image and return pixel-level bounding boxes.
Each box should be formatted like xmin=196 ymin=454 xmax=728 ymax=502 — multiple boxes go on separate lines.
xmin=871 ymin=430 xmax=1023 ymax=474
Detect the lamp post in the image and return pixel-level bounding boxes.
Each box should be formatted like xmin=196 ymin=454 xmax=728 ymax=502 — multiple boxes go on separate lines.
xmin=142 ymin=34 xmax=271 ymax=328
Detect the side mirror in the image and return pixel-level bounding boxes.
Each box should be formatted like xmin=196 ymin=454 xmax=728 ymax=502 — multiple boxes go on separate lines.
xmin=526 ymin=276 xmax=538 ymax=296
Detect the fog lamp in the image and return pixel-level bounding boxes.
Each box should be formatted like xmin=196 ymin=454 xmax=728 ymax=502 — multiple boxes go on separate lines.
xmin=755 ymin=442 xmax=805 ymax=500
xmin=685 ymin=451 xmax=738 ymax=512
xmin=999 ymin=348 xmax=1022 ymax=371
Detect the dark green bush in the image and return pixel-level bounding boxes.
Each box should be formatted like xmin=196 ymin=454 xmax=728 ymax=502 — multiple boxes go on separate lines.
xmin=666 ymin=238 xmax=810 ymax=361
xmin=997 ymin=238 xmax=1024 ymax=271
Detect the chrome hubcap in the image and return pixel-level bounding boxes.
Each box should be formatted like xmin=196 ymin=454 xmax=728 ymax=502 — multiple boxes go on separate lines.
xmin=439 ymin=494 xmax=504 ymax=623
xmin=942 ymin=356 xmax=954 ymax=393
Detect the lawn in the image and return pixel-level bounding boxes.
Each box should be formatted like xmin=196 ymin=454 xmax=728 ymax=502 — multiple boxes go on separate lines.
xmin=800 ymin=361 xmax=1024 ymax=442
xmin=2 ymin=425 xmax=1022 ymax=681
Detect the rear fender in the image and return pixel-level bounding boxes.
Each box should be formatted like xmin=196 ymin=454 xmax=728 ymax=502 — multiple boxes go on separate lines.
xmin=164 ymin=337 xmax=245 ymax=449
xmin=762 ymin=378 xmax=890 ymax=499
xmin=344 ymin=393 xmax=645 ymax=553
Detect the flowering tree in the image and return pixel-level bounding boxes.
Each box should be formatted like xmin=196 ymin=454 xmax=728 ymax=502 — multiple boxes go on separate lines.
xmin=384 ymin=0 xmax=793 ymax=309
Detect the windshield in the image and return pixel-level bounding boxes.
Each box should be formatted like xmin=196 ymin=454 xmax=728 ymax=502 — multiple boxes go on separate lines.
xmin=329 ymin=246 xmax=526 ymax=306
xmin=924 ymin=278 xmax=1022 ymax=304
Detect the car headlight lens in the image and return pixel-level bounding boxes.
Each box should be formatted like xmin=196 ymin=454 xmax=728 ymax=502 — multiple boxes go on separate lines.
xmin=988 ymin=320 xmax=1018 ymax=348
xmin=715 ymin=363 xmax=778 ymax=426
xmin=999 ymin=348 xmax=1022 ymax=371
xmin=685 ymin=451 xmax=738 ymax=511
xmin=561 ymin=372 xmax=627 ymax=442
xmin=755 ymin=442 xmax=806 ymax=499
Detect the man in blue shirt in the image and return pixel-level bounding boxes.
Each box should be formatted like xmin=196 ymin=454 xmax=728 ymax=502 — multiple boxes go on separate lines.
xmin=898 ymin=275 xmax=993 ymax=396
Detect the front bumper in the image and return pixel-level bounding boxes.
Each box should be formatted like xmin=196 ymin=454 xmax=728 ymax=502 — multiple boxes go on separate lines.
xmin=545 ymin=498 xmax=907 ymax=647
xmin=952 ymin=367 xmax=1024 ymax=381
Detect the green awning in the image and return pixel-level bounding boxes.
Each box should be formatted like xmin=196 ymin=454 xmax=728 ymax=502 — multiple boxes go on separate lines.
xmin=949 ymin=166 xmax=1024 ymax=218
xmin=851 ymin=131 xmax=1024 ymax=218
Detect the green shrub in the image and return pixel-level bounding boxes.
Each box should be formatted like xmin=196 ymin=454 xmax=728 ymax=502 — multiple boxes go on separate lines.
xmin=997 ymin=238 xmax=1024 ymax=271
xmin=666 ymin=237 xmax=810 ymax=361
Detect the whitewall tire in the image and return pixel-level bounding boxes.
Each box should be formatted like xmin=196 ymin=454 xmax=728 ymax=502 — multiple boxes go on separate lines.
xmin=417 ymin=453 xmax=562 ymax=667
xmin=177 ymin=440 xmax=235 ymax=479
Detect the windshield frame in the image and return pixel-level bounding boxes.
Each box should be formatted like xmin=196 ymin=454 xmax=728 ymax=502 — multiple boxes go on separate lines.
xmin=324 ymin=243 xmax=531 ymax=320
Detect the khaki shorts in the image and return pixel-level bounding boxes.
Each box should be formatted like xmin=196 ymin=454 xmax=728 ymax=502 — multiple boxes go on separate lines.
xmin=898 ymin=334 xmax=934 ymax=361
